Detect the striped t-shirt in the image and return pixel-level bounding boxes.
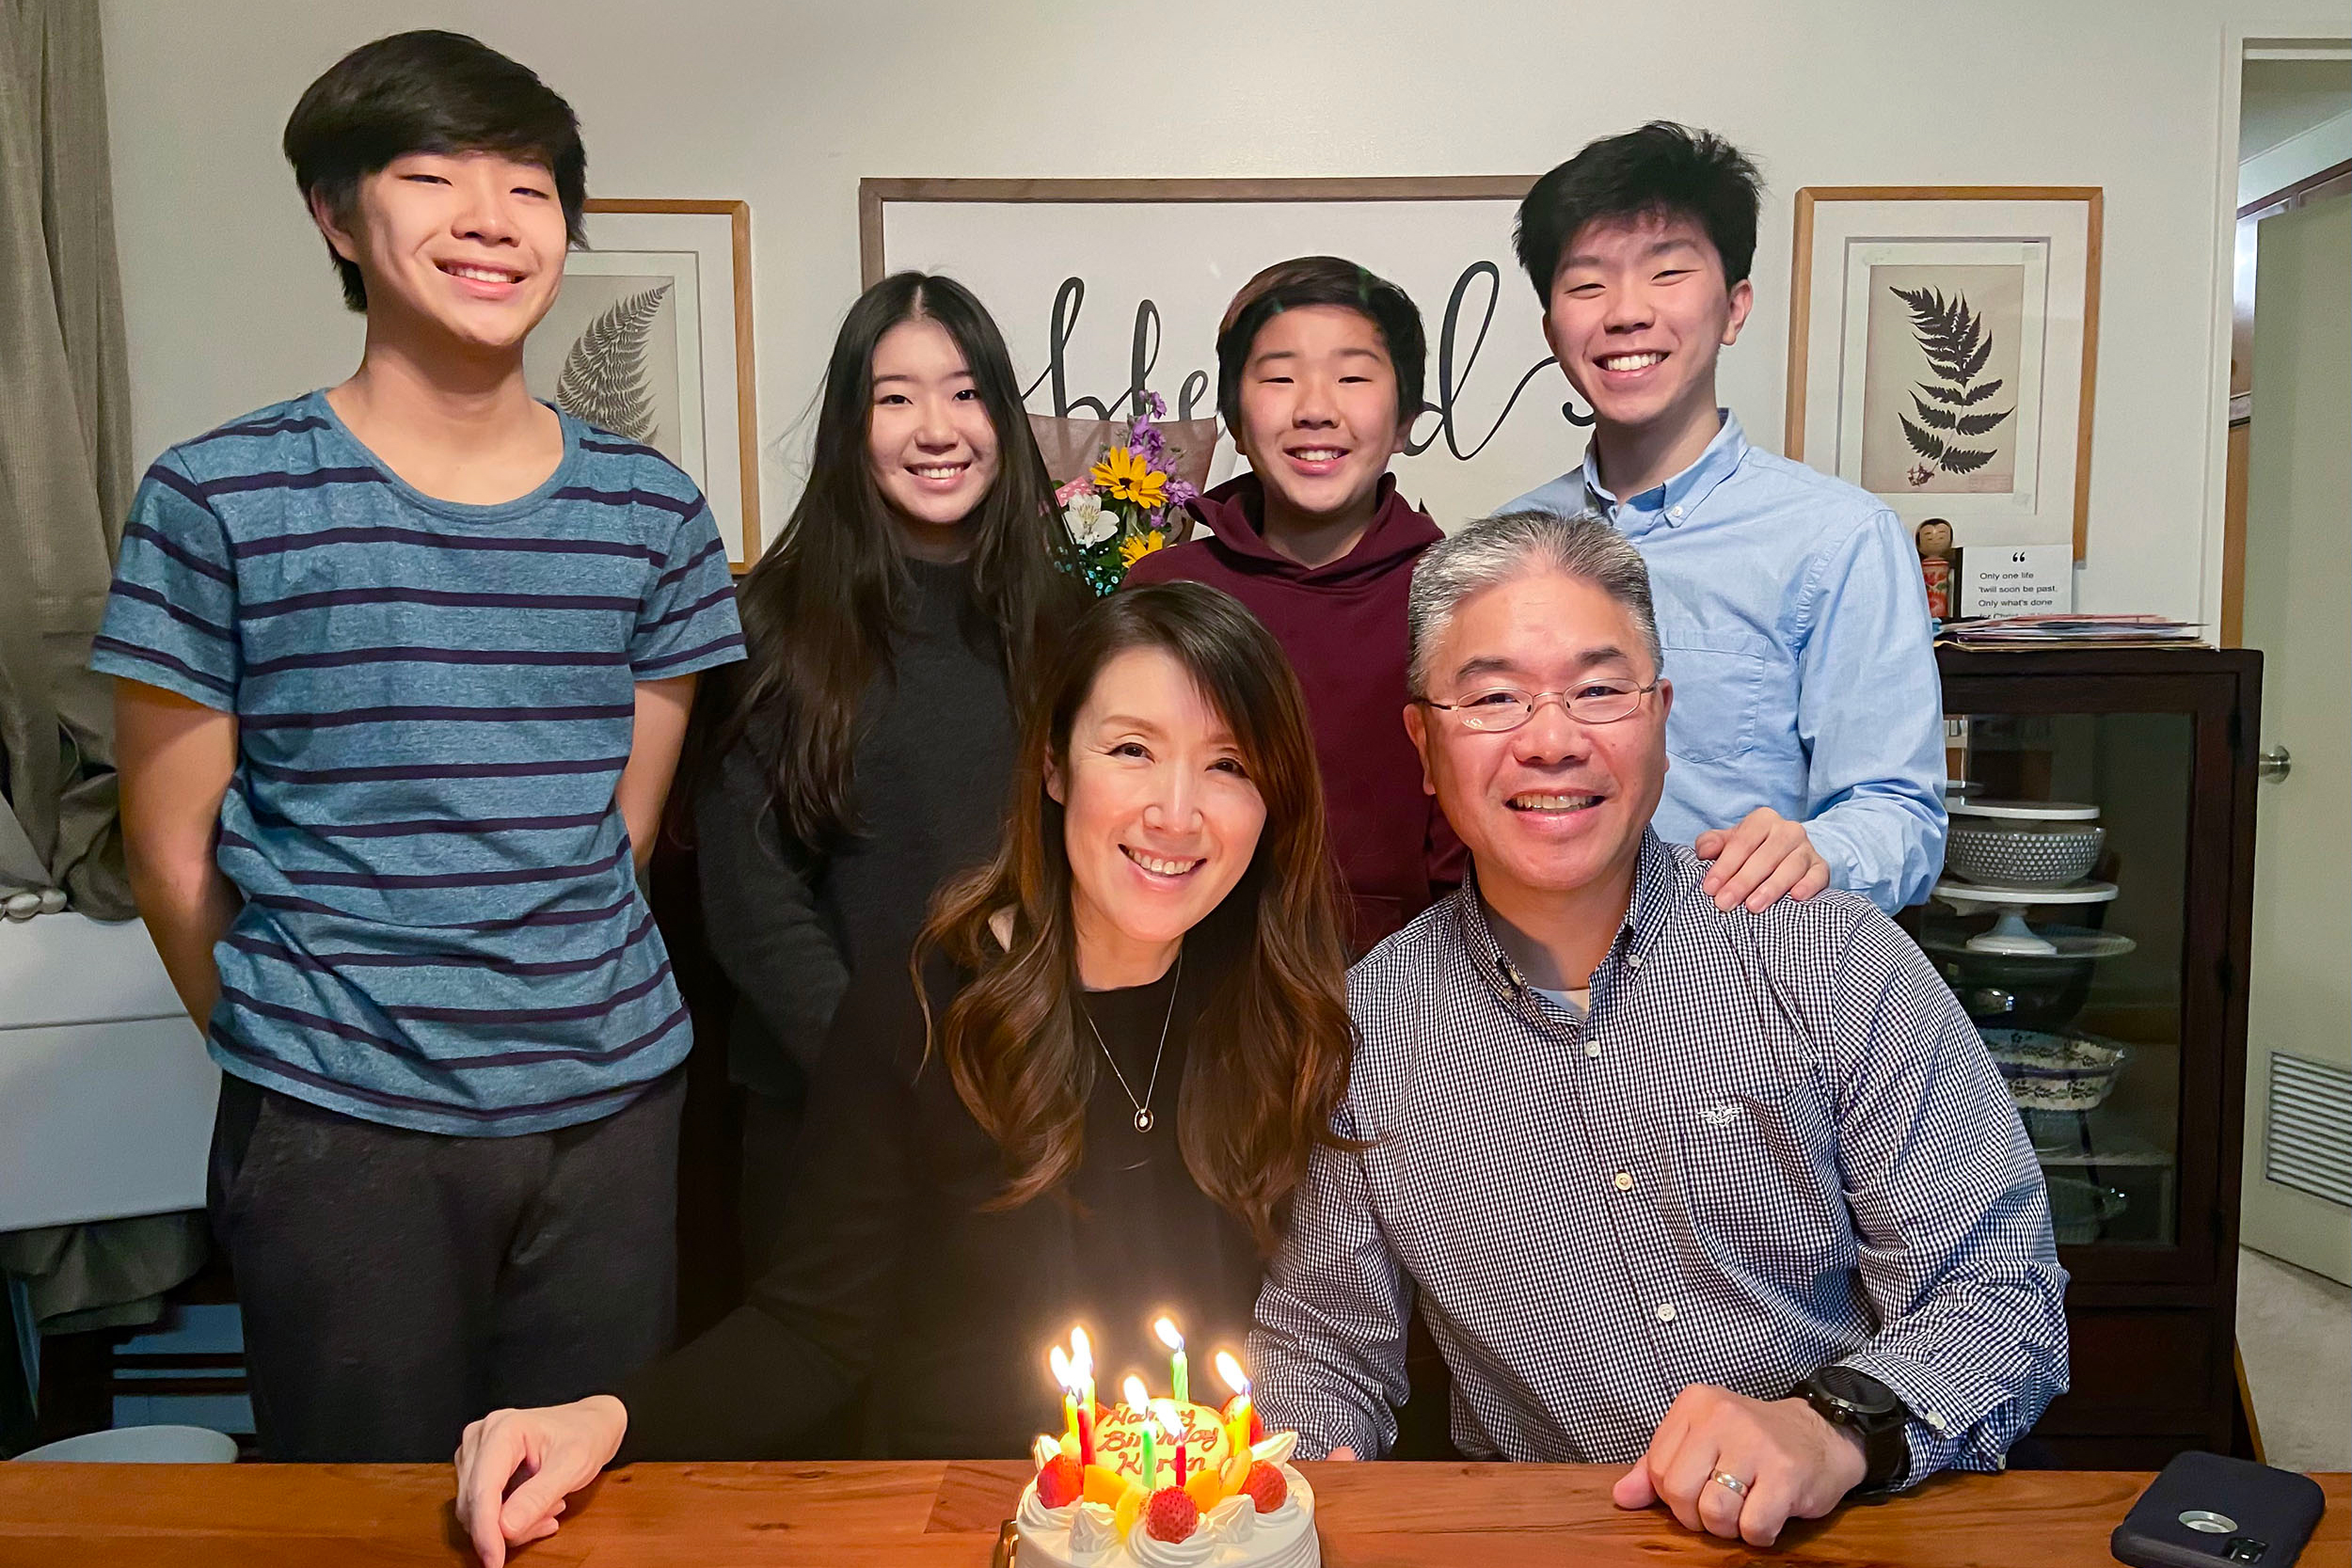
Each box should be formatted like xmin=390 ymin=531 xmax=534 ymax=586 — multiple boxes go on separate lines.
xmin=90 ymin=391 xmax=745 ymax=1134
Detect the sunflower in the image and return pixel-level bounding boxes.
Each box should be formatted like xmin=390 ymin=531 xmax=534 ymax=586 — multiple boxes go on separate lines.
xmin=1119 ymin=528 xmax=1167 ymax=568
xmin=1090 ymin=446 xmax=1168 ymax=510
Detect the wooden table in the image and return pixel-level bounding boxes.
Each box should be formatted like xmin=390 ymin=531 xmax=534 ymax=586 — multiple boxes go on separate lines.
xmin=0 ymin=1460 xmax=2341 ymax=1566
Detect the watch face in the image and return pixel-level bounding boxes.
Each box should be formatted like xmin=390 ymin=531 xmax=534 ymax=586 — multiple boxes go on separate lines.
xmin=1812 ymin=1366 xmax=1900 ymax=1418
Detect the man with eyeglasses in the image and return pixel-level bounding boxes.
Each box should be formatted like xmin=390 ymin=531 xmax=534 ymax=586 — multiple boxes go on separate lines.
xmin=1248 ymin=511 xmax=2066 ymax=1548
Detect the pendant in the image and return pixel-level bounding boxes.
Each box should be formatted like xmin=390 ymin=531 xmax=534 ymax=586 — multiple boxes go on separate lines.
xmin=1133 ymin=1107 xmax=1154 ymax=1133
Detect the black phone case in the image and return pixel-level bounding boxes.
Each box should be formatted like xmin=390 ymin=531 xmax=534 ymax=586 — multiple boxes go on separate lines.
xmin=2110 ymin=1450 xmax=2327 ymax=1568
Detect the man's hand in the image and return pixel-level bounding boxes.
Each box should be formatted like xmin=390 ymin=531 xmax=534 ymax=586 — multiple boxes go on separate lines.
xmin=453 ymin=1396 xmax=628 ymax=1567
xmin=1611 ymin=1385 xmax=1868 ymax=1547
xmin=1693 ymin=808 xmax=1831 ymax=912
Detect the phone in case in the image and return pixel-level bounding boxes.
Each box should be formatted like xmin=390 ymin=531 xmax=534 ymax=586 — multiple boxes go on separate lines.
xmin=2111 ymin=1450 xmax=2327 ymax=1568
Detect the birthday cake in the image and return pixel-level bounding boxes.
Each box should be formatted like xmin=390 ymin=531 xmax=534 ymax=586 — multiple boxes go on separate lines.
xmin=1019 ymin=1333 xmax=1318 ymax=1567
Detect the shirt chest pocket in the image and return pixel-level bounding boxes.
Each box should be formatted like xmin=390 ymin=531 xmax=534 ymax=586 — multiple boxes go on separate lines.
xmin=1660 ymin=635 xmax=1769 ymax=766
xmin=1652 ymin=1083 xmax=1854 ymax=1286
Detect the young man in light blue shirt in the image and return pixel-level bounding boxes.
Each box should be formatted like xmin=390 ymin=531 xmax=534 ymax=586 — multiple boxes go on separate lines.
xmin=1502 ymin=123 xmax=1944 ymax=914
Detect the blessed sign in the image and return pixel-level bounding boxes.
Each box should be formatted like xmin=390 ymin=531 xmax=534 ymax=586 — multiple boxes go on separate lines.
xmin=863 ymin=178 xmax=1588 ymax=532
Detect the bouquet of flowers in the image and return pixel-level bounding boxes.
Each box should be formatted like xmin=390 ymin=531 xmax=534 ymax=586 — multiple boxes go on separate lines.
xmin=1050 ymin=392 xmax=1202 ymax=596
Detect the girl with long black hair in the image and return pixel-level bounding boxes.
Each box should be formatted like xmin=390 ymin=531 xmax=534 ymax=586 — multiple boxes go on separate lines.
xmin=693 ymin=272 xmax=1080 ymax=1271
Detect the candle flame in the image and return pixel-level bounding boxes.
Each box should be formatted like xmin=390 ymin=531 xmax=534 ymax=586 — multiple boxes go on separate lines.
xmin=1152 ymin=1399 xmax=1184 ymax=1439
xmin=1071 ymin=1325 xmax=1092 ymax=1367
xmin=1050 ymin=1344 xmax=1073 ymax=1388
xmin=1121 ymin=1373 xmax=1149 ymax=1412
xmin=1214 ymin=1350 xmax=1250 ymax=1395
xmin=1153 ymin=1315 xmax=1184 ymax=1352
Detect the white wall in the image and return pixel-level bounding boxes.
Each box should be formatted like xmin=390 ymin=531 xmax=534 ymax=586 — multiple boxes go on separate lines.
xmin=101 ymin=0 xmax=2344 ymax=624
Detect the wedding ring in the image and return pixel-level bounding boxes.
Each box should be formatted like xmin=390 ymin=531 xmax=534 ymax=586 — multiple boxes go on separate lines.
xmin=1712 ymin=1471 xmax=1750 ymax=1497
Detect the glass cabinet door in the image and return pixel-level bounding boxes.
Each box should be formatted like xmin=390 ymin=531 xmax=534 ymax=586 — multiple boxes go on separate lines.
xmin=1931 ymin=710 xmax=2196 ymax=1254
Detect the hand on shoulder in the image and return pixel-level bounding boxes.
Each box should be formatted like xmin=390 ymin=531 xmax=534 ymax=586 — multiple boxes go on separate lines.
xmin=1692 ymin=808 xmax=1832 ymax=912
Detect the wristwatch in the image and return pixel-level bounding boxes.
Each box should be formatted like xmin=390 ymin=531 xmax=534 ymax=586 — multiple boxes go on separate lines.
xmin=1794 ymin=1366 xmax=1911 ymax=1493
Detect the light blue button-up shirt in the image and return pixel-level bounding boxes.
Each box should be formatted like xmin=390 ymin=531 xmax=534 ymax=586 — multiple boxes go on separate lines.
xmin=1504 ymin=412 xmax=1946 ymax=911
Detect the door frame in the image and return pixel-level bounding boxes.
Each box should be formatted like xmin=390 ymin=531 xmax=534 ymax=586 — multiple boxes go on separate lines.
xmin=2204 ymin=28 xmax=2352 ymax=645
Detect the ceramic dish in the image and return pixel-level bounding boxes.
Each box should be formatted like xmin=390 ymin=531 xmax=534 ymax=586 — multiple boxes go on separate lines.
xmin=1947 ymin=799 xmax=2102 ymax=821
xmin=1921 ymin=923 xmax=2137 ymax=1030
xmin=1981 ymin=1027 xmax=2128 ymax=1113
xmin=1944 ymin=821 xmax=2106 ymax=888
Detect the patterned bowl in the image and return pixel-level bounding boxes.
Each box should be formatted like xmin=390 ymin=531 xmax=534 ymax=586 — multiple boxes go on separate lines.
xmin=1982 ymin=1027 xmax=2128 ymax=1113
xmin=1944 ymin=821 xmax=2106 ymax=888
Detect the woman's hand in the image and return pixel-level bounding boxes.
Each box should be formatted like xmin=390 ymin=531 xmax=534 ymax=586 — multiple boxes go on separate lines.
xmin=453 ymin=1394 xmax=628 ymax=1566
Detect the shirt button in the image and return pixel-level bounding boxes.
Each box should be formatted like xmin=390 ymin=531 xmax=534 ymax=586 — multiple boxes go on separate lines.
xmin=1656 ymin=1303 xmax=1677 ymax=1323
xmin=1669 ymin=506 xmax=1685 ymax=518
xmin=1585 ymin=1040 xmax=1603 ymax=1058
xmin=1613 ymin=1172 xmax=1634 ymax=1191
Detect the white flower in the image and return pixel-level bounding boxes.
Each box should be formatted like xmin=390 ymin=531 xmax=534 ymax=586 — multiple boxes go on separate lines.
xmin=1063 ymin=493 xmax=1117 ymax=546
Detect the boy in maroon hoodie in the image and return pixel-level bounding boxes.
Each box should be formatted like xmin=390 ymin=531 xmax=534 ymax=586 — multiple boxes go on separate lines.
xmin=1124 ymin=257 xmax=1459 ymax=950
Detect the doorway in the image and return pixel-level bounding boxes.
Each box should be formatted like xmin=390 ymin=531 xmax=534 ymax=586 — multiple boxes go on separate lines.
xmin=2219 ymin=34 xmax=2350 ymax=1475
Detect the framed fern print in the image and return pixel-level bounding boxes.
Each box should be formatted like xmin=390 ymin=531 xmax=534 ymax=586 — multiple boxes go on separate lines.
xmin=523 ymin=199 xmax=762 ymax=567
xmin=1785 ymin=188 xmax=2102 ymax=558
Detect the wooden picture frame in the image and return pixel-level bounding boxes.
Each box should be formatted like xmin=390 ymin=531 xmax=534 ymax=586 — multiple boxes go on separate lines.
xmin=530 ymin=198 xmax=761 ymax=567
xmin=1786 ymin=187 xmax=2103 ymax=560
xmin=856 ymin=177 xmax=1585 ymax=530
xmin=858 ymin=176 xmax=1536 ymax=287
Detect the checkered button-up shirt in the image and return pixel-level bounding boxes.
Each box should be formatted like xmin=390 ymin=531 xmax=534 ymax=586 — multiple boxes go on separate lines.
xmin=1249 ymin=832 xmax=2067 ymax=1481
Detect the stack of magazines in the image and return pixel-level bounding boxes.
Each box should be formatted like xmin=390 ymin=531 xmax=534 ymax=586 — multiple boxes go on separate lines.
xmin=1939 ymin=612 xmax=2203 ymax=648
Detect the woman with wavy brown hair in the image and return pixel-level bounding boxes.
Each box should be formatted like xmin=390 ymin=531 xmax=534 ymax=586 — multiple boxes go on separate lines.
xmin=454 ymin=582 xmax=1356 ymax=1562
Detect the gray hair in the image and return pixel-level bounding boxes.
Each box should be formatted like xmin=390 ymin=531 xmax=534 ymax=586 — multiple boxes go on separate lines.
xmin=1406 ymin=510 xmax=1662 ymax=697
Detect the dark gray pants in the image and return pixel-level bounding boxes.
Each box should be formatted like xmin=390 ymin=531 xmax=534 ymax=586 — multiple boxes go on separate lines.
xmin=208 ymin=1069 xmax=682 ymax=1462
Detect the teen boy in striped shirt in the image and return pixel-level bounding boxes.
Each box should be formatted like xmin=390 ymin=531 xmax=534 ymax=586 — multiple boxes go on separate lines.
xmin=94 ymin=32 xmax=742 ymax=1461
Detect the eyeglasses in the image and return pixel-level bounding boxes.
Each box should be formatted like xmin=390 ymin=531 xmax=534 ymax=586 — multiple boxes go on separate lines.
xmin=1418 ymin=681 xmax=1660 ymax=733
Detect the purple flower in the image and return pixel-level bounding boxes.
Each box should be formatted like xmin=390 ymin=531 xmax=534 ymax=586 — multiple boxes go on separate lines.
xmin=1165 ymin=478 xmax=1200 ymax=508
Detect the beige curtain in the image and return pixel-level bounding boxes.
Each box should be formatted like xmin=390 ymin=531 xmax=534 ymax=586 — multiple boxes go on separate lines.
xmin=0 ymin=0 xmax=135 ymax=919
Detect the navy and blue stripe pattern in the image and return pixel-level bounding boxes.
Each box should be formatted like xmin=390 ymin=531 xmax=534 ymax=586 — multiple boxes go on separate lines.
xmin=90 ymin=390 xmax=745 ymax=1135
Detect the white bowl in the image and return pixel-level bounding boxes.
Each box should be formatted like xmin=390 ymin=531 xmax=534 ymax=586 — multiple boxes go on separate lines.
xmin=1944 ymin=822 xmax=2106 ymax=888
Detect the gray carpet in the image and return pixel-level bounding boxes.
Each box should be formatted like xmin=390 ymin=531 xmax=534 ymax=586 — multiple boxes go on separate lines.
xmin=2236 ymin=1246 xmax=2351 ymax=1471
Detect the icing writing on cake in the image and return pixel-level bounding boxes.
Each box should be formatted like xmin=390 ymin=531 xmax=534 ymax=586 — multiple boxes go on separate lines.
xmin=1090 ymin=1402 xmax=1235 ymax=1481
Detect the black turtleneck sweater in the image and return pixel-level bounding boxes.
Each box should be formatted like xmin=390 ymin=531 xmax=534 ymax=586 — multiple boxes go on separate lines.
xmin=615 ymin=949 xmax=1265 ymax=1460
xmin=695 ymin=556 xmax=1021 ymax=1105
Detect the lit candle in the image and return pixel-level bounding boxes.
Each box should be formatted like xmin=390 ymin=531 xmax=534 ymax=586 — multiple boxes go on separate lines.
xmin=1154 ymin=1400 xmax=1188 ymax=1487
xmin=1124 ymin=1375 xmax=1154 ymax=1489
xmin=1215 ymin=1350 xmax=1253 ymax=1455
xmin=1072 ymin=1327 xmax=1097 ymax=1412
xmin=1050 ymin=1346 xmax=1081 ymax=1456
xmin=1153 ymin=1316 xmax=1189 ymax=1405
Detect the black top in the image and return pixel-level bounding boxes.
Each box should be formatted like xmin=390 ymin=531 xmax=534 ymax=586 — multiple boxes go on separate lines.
xmin=694 ymin=556 xmax=1021 ymax=1104
xmin=615 ymin=948 xmax=1265 ymax=1460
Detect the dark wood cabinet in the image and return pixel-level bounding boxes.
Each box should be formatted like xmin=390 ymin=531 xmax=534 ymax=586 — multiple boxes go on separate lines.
xmin=1929 ymin=647 xmax=2262 ymax=1467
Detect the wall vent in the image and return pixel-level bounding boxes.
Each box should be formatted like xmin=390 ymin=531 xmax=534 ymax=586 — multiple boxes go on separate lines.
xmin=2265 ymin=1053 xmax=2352 ymax=1209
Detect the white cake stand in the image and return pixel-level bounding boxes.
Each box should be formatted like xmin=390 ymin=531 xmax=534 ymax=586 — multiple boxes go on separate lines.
xmin=1931 ymin=879 xmax=2120 ymax=956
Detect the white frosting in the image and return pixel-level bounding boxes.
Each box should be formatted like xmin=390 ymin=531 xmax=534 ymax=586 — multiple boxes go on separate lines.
xmin=1068 ymin=1501 xmax=1120 ymax=1561
xmin=1248 ymin=1432 xmax=1296 ymax=1466
xmin=1203 ymin=1497 xmax=1255 ymax=1544
xmin=1127 ymin=1516 xmax=1218 ymax=1568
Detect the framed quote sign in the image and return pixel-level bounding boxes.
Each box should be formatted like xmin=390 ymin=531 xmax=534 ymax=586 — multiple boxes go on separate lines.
xmin=1786 ymin=187 xmax=2103 ymax=559
xmin=860 ymin=177 xmax=1582 ymax=531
